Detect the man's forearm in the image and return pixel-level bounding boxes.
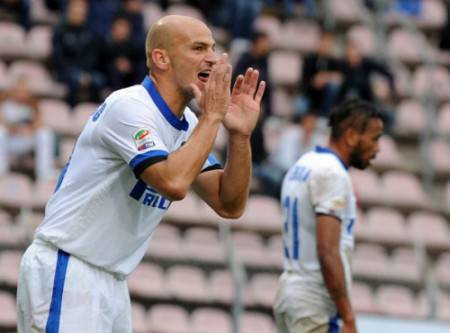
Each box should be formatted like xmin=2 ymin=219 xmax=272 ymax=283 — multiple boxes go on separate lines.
xmin=319 ymin=251 xmax=355 ymax=324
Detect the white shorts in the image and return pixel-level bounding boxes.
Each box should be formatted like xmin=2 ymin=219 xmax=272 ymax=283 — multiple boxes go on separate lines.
xmin=274 ymin=312 xmax=341 ymax=333
xmin=17 ymin=239 xmax=132 ymax=333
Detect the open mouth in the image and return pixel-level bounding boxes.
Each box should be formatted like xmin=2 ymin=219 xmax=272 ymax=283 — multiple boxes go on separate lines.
xmin=198 ymin=70 xmax=210 ymax=83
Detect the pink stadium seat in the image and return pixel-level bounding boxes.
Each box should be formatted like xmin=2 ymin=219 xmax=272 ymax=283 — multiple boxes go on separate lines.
xmin=329 ymin=0 xmax=367 ymax=23
xmin=437 ymin=293 xmax=450 ymax=321
xmin=38 ymin=99 xmax=72 ymax=135
xmin=413 ymin=65 xmax=450 ymax=100
xmin=253 ymin=15 xmax=281 ymax=43
xmin=268 ymin=51 xmax=302 ymax=86
xmin=347 ymin=25 xmax=376 ymax=56
xmin=392 ymin=64 xmax=412 ymax=97
xmin=0 ymin=251 xmax=22 ymax=287
xmin=21 ymin=212 xmax=44 ymax=239
xmin=146 ymin=223 xmax=184 ymax=261
xmin=415 ymin=292 xmax=431 ymax=319
xmin=32 ymin=179 xmax=56 ymax=209
xmin=266 ymin=235 xmax=284 ymax=269
xmin=238 ymin=195 xmax=281 ymax=233
xmin=30 ymin=0 xmax=58 ymax=25
xmin=361 ymin=207 xmax=409 ymax=245
xmin=0 ymin=22 xmax=26 ymax=58
xmin=380 ymin=171 xmax=429 ymax=209
xmin=183 ymin=227 xmax=225 ymax=264
xmin=248 ymin=273 xmax=279 ymax=307
xmin=446 ymin=182 xmax=450 ymax=212
xmin=190 ymin=308 xmax=232 ymax=333
xmin=0 ymin=209 xmax=11 ymax=225
xmin=353 ymin=244 xmax=390 ymax=280
xmin=240 ymin=312 xmax=275 ymax=333
xmin=147 ymin=304 xmax=189 ymax=333
xmin=350 ymin=169 xmax=381 ymax=205
xmin=388 ymin=28 xmax=431 ymax=63
xmin=72 ymin=102 xmax=98 ymax=135
xmin=437 ymin=104 xmax=450 ymax=136
xmin=209 ymin=270 xmax=234 ymax=304
xmin=371 ymin=136 xmax=403 ymax=170
xmin=127 ymin=263 xmax=168 ymax=299
xmin=389 ymin=247 xmax=421 ymax=284
xmin=142 ymin=2 xmax=163 ymax=29
xmin=418 ymin=0 xmax=447 ymax=29
xmin=0 ymin=291 xmax=17 ymax=329
xmin=434 ymin=252 xmax=450 ymax=288
xmin=232 ymin=231 xmax=269 ymax=267
xmin=166 ymin=4 xmax=204 ymax=20
xmin=165 ymin=192 xmax=207 ymax=225
xmin=376 ymin=285 xmax=417 ymax=317
xmin=275 ymin=20 xmax=319 ymax=52
xmin=430 ymin=139 xmax=450 ymax=174
xmin=395 ymin=99 xmax=426 ymax=137
xmin=407 ymin=211 xmax=450 ymax=246
xmin=271 ymin=88 xmax=294 ymax=117
xmin=0 ymin=173 xmax=33 ymax=209
xmin=167 ymin=266 xmax=209 ymax=302
xmin=0 ymin=220 xmax=25 ymax=248
xmin=351 ymin=282 xmax=378 ymax=314
xmin=132 ymin=303 xmax=148 ymax=333
xmin=0 ymin=60 xmax=8 ymax=90
xmin=26 ymin=25 xmax=52 ymax=60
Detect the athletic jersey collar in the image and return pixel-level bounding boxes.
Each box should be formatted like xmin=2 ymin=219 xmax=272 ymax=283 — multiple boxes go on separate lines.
xmin=141 ymin=76 xmax=189 ymax=131
xmin=315 ymin=146 xmax=349 ymax=170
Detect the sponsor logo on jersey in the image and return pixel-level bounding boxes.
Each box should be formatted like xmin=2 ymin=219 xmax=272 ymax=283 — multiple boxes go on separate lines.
xmin=133 ymin=128 xmax=155 ymax=151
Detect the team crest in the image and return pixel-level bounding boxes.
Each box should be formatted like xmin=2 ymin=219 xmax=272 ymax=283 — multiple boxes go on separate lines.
xmin=133 ymin=128 xmax=155 ymax=151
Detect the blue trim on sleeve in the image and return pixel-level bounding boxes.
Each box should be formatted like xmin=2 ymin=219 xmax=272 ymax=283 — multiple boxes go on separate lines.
xmin=206 ymin=153 xmax=221 ymax=168
xmin=328 ymin=315 xmax=340 ymax=333
xmin=46 ymin=250 xmax=70 ymax=333
xmin=315 ymin=146 xmax=349 ymax=170
xmin=129 ymin=150 xmax=169 ymax=170
xmin=141 ymin=76 xmax=189 ymax=131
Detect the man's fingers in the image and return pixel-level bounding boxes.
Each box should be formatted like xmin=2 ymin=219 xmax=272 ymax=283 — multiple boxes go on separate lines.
xmin=190 ymin=83 xmax=202 ymax=103
xmin=254 ymin=80 xmax=266 ymax=103
xmin=248 ymin=69 xmax=260 ymax=96
xmin=223 ymin=63 xmax=232 ymax=89
xmin=232 ymin=75 xmax=244 ymax=96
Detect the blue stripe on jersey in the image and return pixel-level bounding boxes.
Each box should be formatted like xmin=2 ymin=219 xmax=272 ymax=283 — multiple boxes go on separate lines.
xmin=328 ymin=315 xmax=340 ymax=333
xmin=54 ymin=162 xmax=69 ymax=193
xmin=315 ymin=146 xmax=348 ymax=170
xmin=292 ymin=198 xmax=299 ymax=259
xmin=46 ymin=250 xmax=70 ymax=333
xmin=129 ymin=179 xmax=148 ymax=200
xmin=141 ymin=76 xmax=189 ymax=131
xmin=206 ymin=154 xmax=221 ymax=168
xmin=129 ymin=150 xmax=169 ymax=170
xmin=347 ymin=218 xmax=355 ymax=234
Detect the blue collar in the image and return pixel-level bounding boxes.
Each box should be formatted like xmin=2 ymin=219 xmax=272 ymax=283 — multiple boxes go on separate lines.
xmin=141 ymin=76 xmax=189 ymax=131
xmin=315 ymin=146 xmax=349 ymax=170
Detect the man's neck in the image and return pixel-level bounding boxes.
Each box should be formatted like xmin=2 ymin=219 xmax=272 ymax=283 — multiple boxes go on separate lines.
xmin=328 ymin=141 xmax=350 ymax=168
xmin=149 ymin=74 xmax=188 ymax=118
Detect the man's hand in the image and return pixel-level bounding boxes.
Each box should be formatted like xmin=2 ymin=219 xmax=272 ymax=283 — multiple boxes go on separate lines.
xmin=223 ymin=67 xmax=266 ymax=137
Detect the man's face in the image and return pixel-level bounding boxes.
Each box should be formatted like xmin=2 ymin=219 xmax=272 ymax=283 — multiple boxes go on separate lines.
xmin=67 ymin=0 xmax=87 ymax=26
xmin=167 ymin=23 xmax=218 ymax=98
xmin=349 ymin=118 xmax=383 ymax=169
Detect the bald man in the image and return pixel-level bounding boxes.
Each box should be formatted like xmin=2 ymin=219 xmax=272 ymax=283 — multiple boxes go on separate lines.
xmin=17 ymin=15 xmax=265 ymax=333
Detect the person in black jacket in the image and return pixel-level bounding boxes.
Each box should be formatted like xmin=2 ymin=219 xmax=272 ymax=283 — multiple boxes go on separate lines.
xmin=52 ymin=0 xmax=106 ymax=106
xmin=297 ymin=30 xmax=342 ymax=117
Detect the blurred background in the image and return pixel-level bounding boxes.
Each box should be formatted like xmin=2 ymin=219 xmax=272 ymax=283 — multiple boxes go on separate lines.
xmin=0 ymin=0 xmax=449 ymax=332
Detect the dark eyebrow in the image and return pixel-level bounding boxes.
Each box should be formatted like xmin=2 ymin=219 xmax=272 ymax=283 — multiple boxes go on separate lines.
xmin=192 ymin=41 xmax=215 ymax=49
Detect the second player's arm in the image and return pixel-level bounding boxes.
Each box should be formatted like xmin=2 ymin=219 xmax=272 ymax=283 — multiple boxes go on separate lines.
xmin=317 ymin=214 xmax=357 ymax=333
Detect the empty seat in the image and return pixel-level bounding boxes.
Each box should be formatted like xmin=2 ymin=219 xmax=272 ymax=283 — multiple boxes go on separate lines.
xmin=71 ymin=102 xmax=98 ymax=135
xmin=347 ymin=25 xmax=376 ymax=56
xmin=371 ymin=136 xmax=403 ymax=170
xmin=0 ymin=220 xmax=25 ymax=248
xmin=166 ymin=4 xmax=204 ymax=20
xmin=329 ymin=0 xmax=367 ymax=23
xmin=142 ymin=2 xmax=163 ymax=29
xmin=437 ymin=292 xmax=450 ymax=321
xmin=434 ymin=252 xmax=450 ymax=288
xmin=190 ymin=308 xmax=232 ymax=333
xmin=132 ymin=303 xmax=147 ymax=333
xmin=266 ymin=235 xmax=284 ymax=268
xmin=240 ymin=312 xmax=275 ymax=333
xmin=26 ymin=25 xmax=52 ymax=60
xmin=146 ymin=223 xmax=184 ymax=261
xmin=395 ymin=99 xmax=426 ymax=137
xmin=392 ymin=64 xmax=412 ymax=97
xmin=0 ymin=291 xmax=16 ymax=328
xmin=127 ymin=263 xmax=168 ymax=299
xmin=232 ymin=231 xmax=268 ymax=268
xmin=413 ymin=65 xmax=450 ymax=100
xmin=389 ymin=247 xmax=421 ymax=284
xmin=353 ymin=244 xmax=390 ymax=280
xmin=0 ymin=22 xmax=26 ymax=58
xmin=0 ymin=173 xmax=33 ymax=209
xmin=32 ymin=179 xmax=56 ymax=209
xmin=380 ymin=171 xmax=429 ymax=209
xmin=165 ymin=192 xmax=207 ymax=225
xmin=361 ymin=207 xmax=408 ymax=244
xmin=350 ymin=169 xmax=381 ymax=205
xmin=59 ymin=138 xmax=76 ymax=167
xmin=147 ymin=304 xmax=189 ymax=333
xmin=437 ymin=104 xmax=450 ymax=136
xmin=248 ymin=273 xmax=279 ymax=307
xmin=238 ymin=195 xmax=282 ymax=233
xmin=275 ymin=20 xmax=319 ymax=52
xmin=183 ymin=227 xmax=224 ymax=264
xmin=0 ymin=251 xmax=22 ymax=287
xmin=407 ymin=211 xmax=449 ymax=246
xmin=271 ymin=88 xmax=294 ymax=118
xmin=38 ymin=99 xmax=72 ymax=135
xmin=388 ymin=28 xmax=431 ymax=63
xmin=167 ymin=266 xmax=209 ymax=302
xmin=268 ymin=51 xmax=302 ymax=86
xmin=253 ymin=15 xmax=281 ymax=43
xmin=351 ymin=282 xmax=378 ymax=314
xmin=430 ymin=139 xmax=450 ymax=174
xmin=376 ymin=285 xmax=417 ymax=317
xmin=418 ymin=0 xmax=447 ymax=29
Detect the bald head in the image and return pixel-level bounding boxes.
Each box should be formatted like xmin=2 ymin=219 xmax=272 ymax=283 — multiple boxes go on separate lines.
xmin=145 ymin=15 xmax=211 ymax=69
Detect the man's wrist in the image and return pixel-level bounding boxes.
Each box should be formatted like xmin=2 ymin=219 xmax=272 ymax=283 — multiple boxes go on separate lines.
xmin=228 ymin=132 xmax=251 ymax=143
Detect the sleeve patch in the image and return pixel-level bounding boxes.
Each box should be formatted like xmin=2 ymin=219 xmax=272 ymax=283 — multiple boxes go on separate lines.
xmin=133 ymin=128 xmax=155 ymax=151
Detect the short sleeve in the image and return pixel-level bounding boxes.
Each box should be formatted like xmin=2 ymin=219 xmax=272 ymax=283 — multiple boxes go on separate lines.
xmin=201 ymin=153 xmax=222 ymax=173
xmin=96 ymin=98 xmax=169 ymax=177
xmin=309 ymin=168 xmax=347 ymax=221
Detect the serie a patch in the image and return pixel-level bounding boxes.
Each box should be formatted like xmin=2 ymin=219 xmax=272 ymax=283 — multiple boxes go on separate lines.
xmin=133 ymin=128 xmax=155 ymax=151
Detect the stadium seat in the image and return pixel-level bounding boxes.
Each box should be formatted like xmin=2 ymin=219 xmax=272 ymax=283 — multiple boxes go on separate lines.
xmin=395 ymin=99 xmax=426 ymax=137
xmin=413 ymin=65 xmax=450 ymax=100
xmin=166 ymin=265 xmax=209 ymax=302
xmin=389 ymin=247 xmax=421 ymax=284
xmin=376 ymin=285 xmax=417 ymax=317
xmin=232 ymin=231 xmax=269 ymax=268
xmin=434 ymin=252 xmax=450 ymax=288
xmin=418 ymin=0 xmax=447 ymax=29
xmin=0 ymin=251 xmax=22 ymax=287
xmin=0 ymin=291 xmax=16 ymax=329
xmin=353 ymin=244 xmax=390 ymax=280
xmin=26 ymin=25 xmax=52 ymax=60
xmin=240 ymin=311 xmax=276 ymax=333
xmin=347 ymin=25 xmax=376 ymax=56
xmin=248 ymin=273 xmax=279 ymax=307
xmin=253 ymin=15 xmax=281 ymax=43
xmin=446 ymin=182 xmax=450 ymax=212
xmin=32 ymin=179 xmax=57 ymax=209
xmin=371 ymin=136 xmax=403 ymax=170
xmin=266 ymin=235 xmax=284 ymax=269
xmin=0 ymin=173 xmax=33 ymax=209
xmin=0 ymin=22 xmax=26 ymax=58
xmin=72 ymin=102 xmax=98 ymax=135
xmin=238 ymin=195 xmax=282 ymax=233
xmin=30 ymin=0 xmax=58 ymax=25
xmin=350 ymin=169 xmax=382 ymax=205
xmin=328 ymin=0 xmax=368 ymax=24
xmin=0 ymin=219 xmax=25 ymax=248
xmin=360 ymin=207 xmax=409 ymax=245
xmin=147 ymin=304 xmax=189 ymax=333
xmin=209 ymin=270 xmax=234 ymax=305
xmin=190 ymin=308 xmax=232 ymax=333
xmin=268 ymin=51 xmax=302 ymax=86
xmin=146 ymin=223 xmax=185 ymax=261
xmin=166 ymin=4 xmax=204 ymax=20
xmin=380 ymin=171 xmax=430 ymax=209
xmin=388 ymin=28 xmax=431 ymax=64
xmin=351 ymin=282 xmax=378 ymax=314
xmin=142 ymin=2 xmax=163 ymax=30
xmin=0 ymin=209 xmax=11 ymax=225
xmin=165 ymin=192 xmax=207 ymax=226
xmin=271 ymin=88 xmax=294 ymax=117
xmin=437 ymin=293 xmax=450 ymax=321
xmin=392 ymin=63 xmax=413 ymax=97
xmin=59 ymin=138 xmax=76 ymax=167
xmin=407 ymin=211 xmax=450 ymax=247
xmin=131 ymin=303 xmax=148 ymax=333
xmin=183 ymin=227 xmax=225 ymax=264
xmin=0 ymin=59 xmax=8 ymax=90
xmin=429 ymin=139 xmax=450 ymax=175
xmin=20 ymin=212 xmax=44 ymax=240
xmin=275 ymin=20 xmax=319 ymax=52
xmin=38 ymin=99 xmax=72 ymax=135
xmin=437 ymin=103 xmax=450 ymax=136
xmin=128 ymin=263 xmax=168 ymax=300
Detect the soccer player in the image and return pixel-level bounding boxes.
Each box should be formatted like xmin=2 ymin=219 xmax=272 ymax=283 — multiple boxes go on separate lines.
xmin=17 ymin=15 xmax=265 ymax=332
xmin=273 ymin=99 xmax=383 ymax=333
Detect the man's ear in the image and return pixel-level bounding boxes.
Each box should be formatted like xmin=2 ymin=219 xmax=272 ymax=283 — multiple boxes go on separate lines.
xmin=151 ymin=49 xmax=170 ymax=71
xmin=344 ymin=127 xmax=359 ymax=148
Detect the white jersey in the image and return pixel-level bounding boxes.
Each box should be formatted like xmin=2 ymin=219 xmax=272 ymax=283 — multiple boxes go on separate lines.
xmin=274 ymin=146 xmax=356 ymax=318
xmin=35 ymin=76 xmax=220 ymax=278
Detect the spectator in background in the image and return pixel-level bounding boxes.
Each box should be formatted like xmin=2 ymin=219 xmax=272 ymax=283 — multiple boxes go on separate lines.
xmin=0 ymin=77 xmax=55 ymax=180
xmin=0 ymin=0 xmax=31 ymax=29
xmin=103 ymin=16 xmax=145 ymax=90
xmin=297 ymin=30 xmax=342 ymax=117
xmin=117 ymin=0 xmax=146 ymax=45
xmin=52 ymin=0 xmax=106 ymax=106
